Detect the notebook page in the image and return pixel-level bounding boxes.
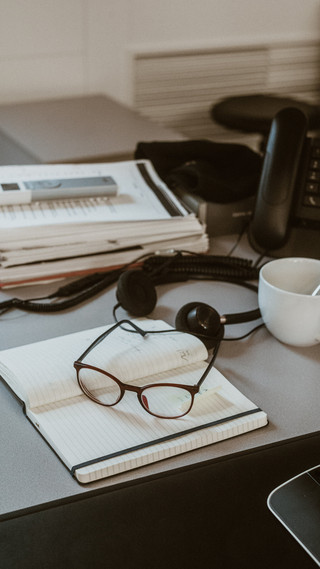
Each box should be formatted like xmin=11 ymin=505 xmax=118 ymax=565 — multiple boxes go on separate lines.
xmin=26 ymin=363 xmax=267 ymax=483
xmin=0 ymin=319 xmax=207 ymax=409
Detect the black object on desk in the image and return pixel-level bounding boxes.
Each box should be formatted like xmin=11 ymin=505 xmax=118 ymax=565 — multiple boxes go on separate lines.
xmin=268 ymin=464 xmax=320 ymax=567
xmin=1 ymin=433 xmax=319 ymax=569
xmin=211 ymin=94 xmax=320 ymax=135
xmin=135 ymin=139 xmax=262 ymax=203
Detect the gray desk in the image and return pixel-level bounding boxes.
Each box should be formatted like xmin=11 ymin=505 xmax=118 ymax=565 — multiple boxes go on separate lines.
xmin=1 ymin=235 xmax=319 ymax=569
xmin=0 ymin=94 xmax=181 ymax=165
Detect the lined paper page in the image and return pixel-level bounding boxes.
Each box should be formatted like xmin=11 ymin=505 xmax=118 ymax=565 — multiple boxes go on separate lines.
xmin=26 ymin=363 xmax=267 ymax=483
xmin=0 ymin=319 xmax=207 ymax=409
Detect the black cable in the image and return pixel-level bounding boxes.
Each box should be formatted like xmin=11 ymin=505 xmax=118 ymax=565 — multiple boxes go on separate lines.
xmin=226 ymin=222 xmax=250 ymax=257
xmin=0 ymin=269 xmax=122 ymax=313
xmin=223 ymin=323 xmax=265 ymax=342
xmin=51 ymin=272 xmax=108 ymax=298
xmin=143 ymin=255 xmax=260 ymax=288
xmin=0 ymin=251 xmax=261 ymax=315
xmin=0 ymin=250 xmax=159 ymax=315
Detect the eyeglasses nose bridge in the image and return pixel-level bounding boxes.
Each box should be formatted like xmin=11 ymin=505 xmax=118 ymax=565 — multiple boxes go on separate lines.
xmin=121 ymin=382 xmax=142 ymax=395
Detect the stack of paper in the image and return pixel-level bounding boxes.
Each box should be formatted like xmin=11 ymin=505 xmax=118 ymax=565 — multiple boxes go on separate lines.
xmin=0 ymin=160 xmax=208 ymax=286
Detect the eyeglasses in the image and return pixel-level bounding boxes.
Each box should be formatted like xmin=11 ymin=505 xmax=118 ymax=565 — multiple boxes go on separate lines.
xmin=74 ymin=320 xmax=220 ymax=419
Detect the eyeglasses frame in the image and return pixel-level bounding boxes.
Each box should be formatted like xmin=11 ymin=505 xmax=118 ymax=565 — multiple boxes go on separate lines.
xmin=74 ymin=319 xmax=220 ymax=419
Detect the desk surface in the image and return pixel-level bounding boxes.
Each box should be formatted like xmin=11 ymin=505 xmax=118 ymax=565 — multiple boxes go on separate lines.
xmin=0 ymin=94 xmax=181 ymax=165
xmin=1 ymin=234 xmax=319 ymax=521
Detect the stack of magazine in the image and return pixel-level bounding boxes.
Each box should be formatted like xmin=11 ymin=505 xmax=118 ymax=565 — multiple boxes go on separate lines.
xmin=0 ymin=160 xmax=208 ymax=287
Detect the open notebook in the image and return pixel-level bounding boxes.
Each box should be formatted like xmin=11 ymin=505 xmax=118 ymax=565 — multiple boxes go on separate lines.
xmin=0 ymin=319 xmax=267 ymax=483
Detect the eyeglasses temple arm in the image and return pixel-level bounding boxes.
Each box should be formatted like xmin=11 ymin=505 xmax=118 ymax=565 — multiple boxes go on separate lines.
xmin=196 ymin=340 xmax=221 ymax=388
xmin=75 ymin=319 xmax=147 ymax=362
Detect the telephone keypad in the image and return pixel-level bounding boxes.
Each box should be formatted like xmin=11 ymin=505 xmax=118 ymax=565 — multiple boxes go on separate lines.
xmin=311 ymin=144 xmax=320 ymax=158
xmin=304 ymin=194 xmax=320 ymax=207
xmin=306 ymin=182 xmax=319 ymax=194
xmin=308 ymin=170 xmax=320 ymax=181
xmin=303 ymin=138 xmax=320 ymax=211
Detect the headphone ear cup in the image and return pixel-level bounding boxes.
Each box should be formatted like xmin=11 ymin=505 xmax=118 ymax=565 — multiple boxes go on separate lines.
xmin=116 ymin=270 xmax=157 ymax=317
xmin=175 ymin=302 xmax=224 ymax=349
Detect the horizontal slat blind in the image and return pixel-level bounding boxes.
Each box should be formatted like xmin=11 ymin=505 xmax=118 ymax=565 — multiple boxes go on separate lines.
xmin=133 ymin=41 xmax=320 ymax=146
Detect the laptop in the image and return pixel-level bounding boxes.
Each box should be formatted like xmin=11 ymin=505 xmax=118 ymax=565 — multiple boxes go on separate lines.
xmin=268 ymin=464 xmax=320 ymax=566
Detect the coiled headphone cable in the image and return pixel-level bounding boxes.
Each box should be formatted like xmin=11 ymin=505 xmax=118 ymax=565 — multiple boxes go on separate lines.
xmin=0 ymin=251 xmax=260 ymax=315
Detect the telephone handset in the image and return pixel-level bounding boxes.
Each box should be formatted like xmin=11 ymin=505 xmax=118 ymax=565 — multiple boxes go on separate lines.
xmin=249 ymin=107 xmax=320 ymax=258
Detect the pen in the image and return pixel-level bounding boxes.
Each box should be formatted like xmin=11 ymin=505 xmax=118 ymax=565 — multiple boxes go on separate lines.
xmin=0 ymin=176 xmax=118 ymax=205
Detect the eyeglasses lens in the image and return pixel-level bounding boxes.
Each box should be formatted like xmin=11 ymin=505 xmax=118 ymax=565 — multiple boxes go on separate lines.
xmin=141 ymin=385 xmax=193 ymax=418
xmin=78 ymin=368 xmax=121 ymax=405
xmin=78 ymin=367 xmax=193 ymax=418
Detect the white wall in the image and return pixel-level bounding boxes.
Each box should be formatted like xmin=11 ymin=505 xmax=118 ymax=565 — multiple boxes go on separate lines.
xmin=0 ymin=0 xmax=319 ymax=107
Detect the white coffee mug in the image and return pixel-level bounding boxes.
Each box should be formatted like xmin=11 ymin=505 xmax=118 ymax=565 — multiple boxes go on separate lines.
xmin=258 ymin=257 xmax=320 ymax=347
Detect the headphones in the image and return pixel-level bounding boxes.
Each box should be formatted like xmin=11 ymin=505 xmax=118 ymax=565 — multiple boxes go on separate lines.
xmin=0 ymin=252 xmax=262 ymax=345
xmin=114 ymin=267 xmax=262 ymax=349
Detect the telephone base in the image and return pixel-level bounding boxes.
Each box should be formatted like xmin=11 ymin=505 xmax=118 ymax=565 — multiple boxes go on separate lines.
xmin=249 ymin=226 xmax=320 ymax=260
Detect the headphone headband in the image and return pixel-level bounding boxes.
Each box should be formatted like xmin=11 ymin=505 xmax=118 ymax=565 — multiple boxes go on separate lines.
xmin=115 ymin=263 xmax=261 ymax=349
